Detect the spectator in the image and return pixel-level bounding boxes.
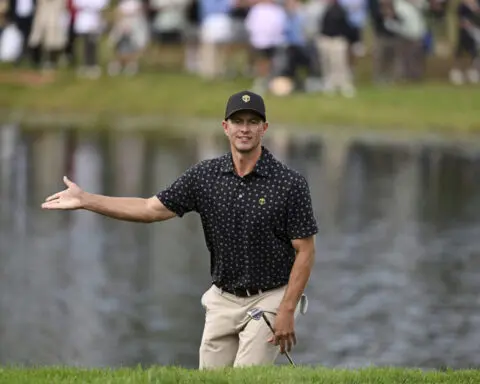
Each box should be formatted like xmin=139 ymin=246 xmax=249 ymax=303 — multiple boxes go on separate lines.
xmin=150 ymin=0 xmax=188 ymax=45
xmin=228 ymin=0 xmax=252 ymax=78
xmin=64 ymin=0 xmax=77 ymax=67
xmin=183 ymin=0 xmax=200 ymax=73
xmin=383 ymin=0 xmax=428 ymax=82
xmin=7 ymin=0 xmax=37 ymax=66
xmin=449 ymin=0 xmax=480 ymax=85
xmin=339 ymin=0 xmax=367 ymax=62
xmin=426 ymin=0 xmax=449 ymax=57
xmin=197 ymin=0 xmax=233 ymax=79
xmin=368 ymin=0 xmax=398 ymax=84
xmin=28 ymin=0 xmax=68 ymax=70
xmin=317 ymin=0 xmax=356 ymax=97
xmin=245 ymin=0 xmax=287 ymax=94
xmin=282 ymin=0 xmax=320 ymax=92
xmin=108 ymin=0 xmax=149 ymax=76
xmin=302 ymin=0 xmax=327 ymax=91
xmin=73 ymin=0 xmax=109 ymax=78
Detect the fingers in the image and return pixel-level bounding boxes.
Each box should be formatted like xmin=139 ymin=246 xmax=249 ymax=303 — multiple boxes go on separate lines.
xmin=272 ymin=332 xmax=296 ymax=354
xmin=42 ymin=177 xmax=74 ymax=208
xmin=279 ymin=337 xmax=286 ymax=354
xmin=63 ymin=175 xmax=73 ymax=187
xmin=41 ymin=200 xmax=61 ymax=209
xmin=44 ymin=192 xmax=62 ymax=202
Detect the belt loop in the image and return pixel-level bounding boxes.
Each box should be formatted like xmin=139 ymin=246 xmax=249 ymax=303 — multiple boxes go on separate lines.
xmin=246 ymin=289 xmax=251 ymax=297
xmin=258 ymin=289 xmax=263 ymax=295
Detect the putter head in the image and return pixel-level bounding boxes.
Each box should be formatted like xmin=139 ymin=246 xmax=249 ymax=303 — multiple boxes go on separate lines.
xmin=247 ymin=307 xmax=264 ymax=321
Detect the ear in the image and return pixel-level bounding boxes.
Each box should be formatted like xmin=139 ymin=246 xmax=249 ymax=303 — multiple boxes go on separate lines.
xmin=222 ymin=120 xmax=229 ymax=136
xmin=261 ymin=121 xmax=269 ymax=136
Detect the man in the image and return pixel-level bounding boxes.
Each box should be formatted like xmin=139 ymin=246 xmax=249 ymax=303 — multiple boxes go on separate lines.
xmin=368 ymin=0 xmax=398 ymax=84
xmin=317 ymin=0 xmax=356 ymax=97
xmin=449 ymin=0 xmax=480 ymax=85
xmin=244 ymin=0 xmax=287 ymax=93
xmin=383 ymin=0 xmax=428 ymax=82
xmin=42 ymin=91 xmax=318 ymax=368
xmin=7 ymin=0 xmax=38 ymax=66
xmin=28 ymin=0 xmax=68 ymax=70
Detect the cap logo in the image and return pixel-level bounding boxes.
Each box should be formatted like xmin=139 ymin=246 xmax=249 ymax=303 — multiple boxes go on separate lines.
xmin=242 ymin=94 xmax=250 ymax=103
xmin=259 ymin=197 xmax=266 ymax=206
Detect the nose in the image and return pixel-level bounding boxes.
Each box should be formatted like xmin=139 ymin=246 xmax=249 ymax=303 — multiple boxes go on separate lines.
xmin=239 ymin=124 xmax=251 ymax=132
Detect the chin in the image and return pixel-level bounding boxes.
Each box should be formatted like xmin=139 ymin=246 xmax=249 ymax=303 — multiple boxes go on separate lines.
xmin=233 ymin=139 xmax=261 ymax=153
xmin=234 ymin=144 xmax=257 ymax=153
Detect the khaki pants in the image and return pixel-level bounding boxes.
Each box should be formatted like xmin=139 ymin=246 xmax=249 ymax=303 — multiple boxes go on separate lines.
xmin=198 ymin=42 xmax=227 ymax=79
xmin=317 ymin=36 xmax=354 ymax=93
xmin=199 ymin=284 xmax=297 ymax=369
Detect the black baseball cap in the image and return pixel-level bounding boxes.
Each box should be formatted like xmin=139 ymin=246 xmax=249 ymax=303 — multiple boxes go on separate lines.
xmin=224 ymin=91 xmax=266 ymax=121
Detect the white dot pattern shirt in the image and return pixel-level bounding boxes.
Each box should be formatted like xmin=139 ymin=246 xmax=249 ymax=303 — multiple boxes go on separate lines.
xmin=156 ymin=146 xmax=318 ymax=291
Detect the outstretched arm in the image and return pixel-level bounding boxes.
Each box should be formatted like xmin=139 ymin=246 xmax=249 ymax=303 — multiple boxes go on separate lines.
xmin=42 ymin=176 xmax=176 ymax=223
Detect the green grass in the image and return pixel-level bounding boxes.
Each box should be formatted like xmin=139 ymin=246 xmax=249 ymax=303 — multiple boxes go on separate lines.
xmin=1 ymin=55 xmax=480 ymax=134
xmin=0 ymin=366 xmax=479 ymax=384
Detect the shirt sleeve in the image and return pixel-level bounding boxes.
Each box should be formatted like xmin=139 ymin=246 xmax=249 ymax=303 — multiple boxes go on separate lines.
xmin=286 ymin=175 xmax=318 ymax=239
xmin=156 ymin=164 xmax=199 ymax=217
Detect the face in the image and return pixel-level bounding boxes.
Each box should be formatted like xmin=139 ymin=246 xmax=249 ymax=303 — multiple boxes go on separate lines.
xmin=222 ymin=111 xmax=268 ymax=154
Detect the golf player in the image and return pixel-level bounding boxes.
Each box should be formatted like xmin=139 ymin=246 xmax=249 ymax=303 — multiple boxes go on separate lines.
xmin=42 ymin=90 xmax=318 ymax=368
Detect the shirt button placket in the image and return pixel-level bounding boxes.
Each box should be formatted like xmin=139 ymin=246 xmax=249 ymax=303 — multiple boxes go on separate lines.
xmin=240 ymin=179 xmax=249 ymax=280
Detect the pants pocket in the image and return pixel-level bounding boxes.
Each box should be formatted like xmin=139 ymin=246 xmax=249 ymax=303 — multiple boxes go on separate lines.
xmin=200 ymin=285 xmax=212 ymax=309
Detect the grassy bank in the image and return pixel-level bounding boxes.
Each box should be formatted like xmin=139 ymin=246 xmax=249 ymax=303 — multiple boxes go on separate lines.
xmin=1 ymin=366 xmax=479 ymax=384
xmin=1 ymin=64 xmax=480 ymax=133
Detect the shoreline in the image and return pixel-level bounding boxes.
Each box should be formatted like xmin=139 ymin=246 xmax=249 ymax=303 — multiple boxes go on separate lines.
xmin=1 ymin=69 xmax=480 ymax=137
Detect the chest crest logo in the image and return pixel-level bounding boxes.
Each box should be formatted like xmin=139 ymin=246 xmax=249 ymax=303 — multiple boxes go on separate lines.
xmin=258 ymin=197 xmax=266 ymax=206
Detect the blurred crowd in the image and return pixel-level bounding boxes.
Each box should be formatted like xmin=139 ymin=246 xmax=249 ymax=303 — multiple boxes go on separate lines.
xmin=0 ymin=0 xmax=479 ymax=96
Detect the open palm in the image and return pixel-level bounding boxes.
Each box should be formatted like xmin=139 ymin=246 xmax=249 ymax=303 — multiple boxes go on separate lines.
xmin=42 ymin=176 xmax=84 ymax=210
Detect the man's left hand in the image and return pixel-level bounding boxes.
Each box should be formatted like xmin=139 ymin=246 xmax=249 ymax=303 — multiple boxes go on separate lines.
xmin=267 ymin=309 xmax=296 ymax=354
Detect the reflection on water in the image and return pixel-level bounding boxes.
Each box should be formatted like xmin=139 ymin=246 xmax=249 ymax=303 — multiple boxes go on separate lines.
xmin=1 ymin=125 xmax=480 ymax=369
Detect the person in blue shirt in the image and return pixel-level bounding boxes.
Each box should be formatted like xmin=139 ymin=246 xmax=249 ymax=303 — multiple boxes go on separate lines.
xmin=197 ymin=0 xmax=234 ymax=79
xmin=281 ymin=0 xmax=322 ymax=92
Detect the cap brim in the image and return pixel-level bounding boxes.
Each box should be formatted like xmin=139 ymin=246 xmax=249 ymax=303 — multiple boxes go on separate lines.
xmin=225 ymin=108 xmax=266 ymax=121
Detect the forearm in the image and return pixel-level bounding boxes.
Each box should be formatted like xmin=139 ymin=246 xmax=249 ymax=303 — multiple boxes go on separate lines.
xmin=279 ymin=249 xmax=315 ymax=313
xmin=83 ymin=193 xmax=155 ymax=223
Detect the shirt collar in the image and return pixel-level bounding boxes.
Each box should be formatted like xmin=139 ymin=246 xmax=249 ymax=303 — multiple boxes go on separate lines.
xmin=220 ymin=146 xmax=272 ymax=178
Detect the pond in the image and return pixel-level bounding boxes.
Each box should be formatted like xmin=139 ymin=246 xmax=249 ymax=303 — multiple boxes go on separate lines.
xmin=1 ymin=124 xmax=480 ymax=369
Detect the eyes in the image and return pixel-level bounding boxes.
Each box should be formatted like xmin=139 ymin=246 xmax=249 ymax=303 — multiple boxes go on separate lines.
xmin=230 ymin=119 xmax=262 ymax=127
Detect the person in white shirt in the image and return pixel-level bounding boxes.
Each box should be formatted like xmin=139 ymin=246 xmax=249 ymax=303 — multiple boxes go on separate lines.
xmin=244 ymin=0 xmax=287 ymax=93
xmin=73 ymin=0 xmax=109 ymax=78
xmin=383 ymin=0 xmax=427 ymax=81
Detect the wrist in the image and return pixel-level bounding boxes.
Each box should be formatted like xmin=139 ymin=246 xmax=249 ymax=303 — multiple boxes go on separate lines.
xmin=278 ymin=302 xmax=296 ymax=314
xmin=80 ymin=191 xmax=91 ymax=210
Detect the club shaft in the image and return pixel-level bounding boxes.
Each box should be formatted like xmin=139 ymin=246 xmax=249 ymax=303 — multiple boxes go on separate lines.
xmin=261 ymin=313 xmax=296 ymax=367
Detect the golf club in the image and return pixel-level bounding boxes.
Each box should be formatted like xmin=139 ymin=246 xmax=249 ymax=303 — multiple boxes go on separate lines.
xmin=246 ymin=307 xmax=296 ymax=367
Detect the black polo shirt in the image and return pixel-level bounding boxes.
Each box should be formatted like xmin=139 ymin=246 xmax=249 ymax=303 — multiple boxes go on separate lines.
xmin=156 ymin=147 xmax=318 ymax=291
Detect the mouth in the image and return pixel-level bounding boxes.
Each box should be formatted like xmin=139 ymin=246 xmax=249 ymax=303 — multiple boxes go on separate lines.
xmin=237 ymin=136 xmax=252 ymax=143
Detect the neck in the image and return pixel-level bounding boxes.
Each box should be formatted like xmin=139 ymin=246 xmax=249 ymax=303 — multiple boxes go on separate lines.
xmin=231 ymin=145 xmax=262 ymax=177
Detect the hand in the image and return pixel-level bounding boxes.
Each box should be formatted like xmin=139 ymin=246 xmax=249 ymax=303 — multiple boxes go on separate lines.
xmin=41 ymin=176 xmax=85 ymax=210
xmin=267 ymin=309 xmax=296 ymax=354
